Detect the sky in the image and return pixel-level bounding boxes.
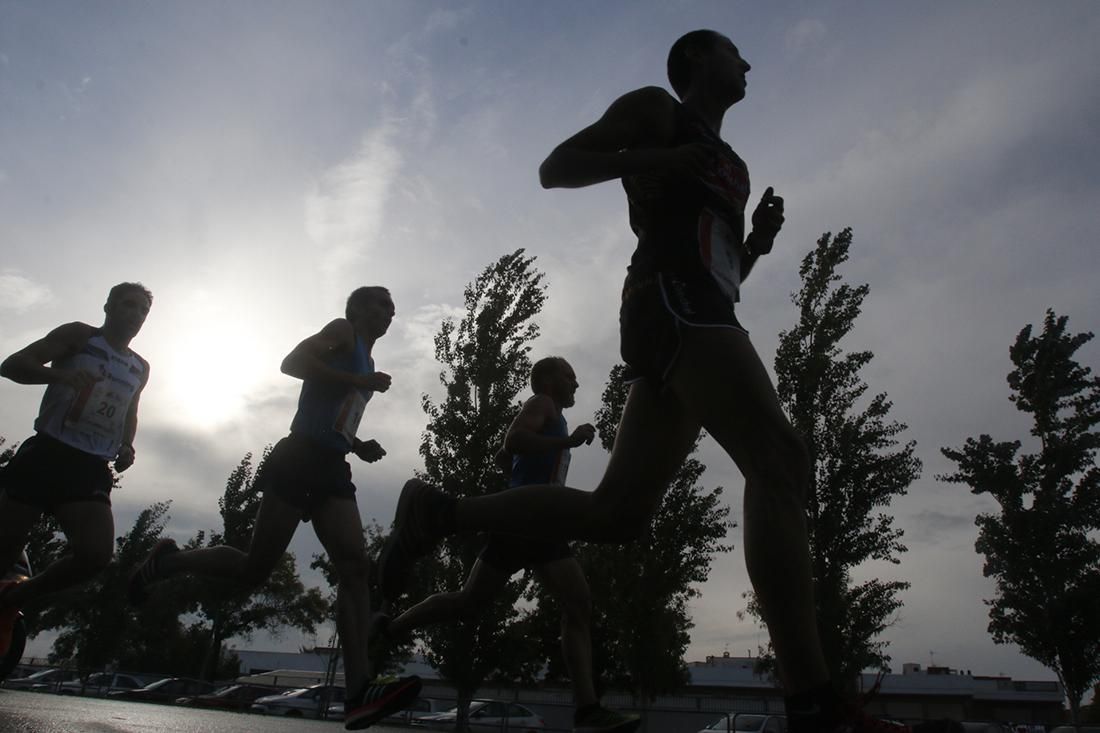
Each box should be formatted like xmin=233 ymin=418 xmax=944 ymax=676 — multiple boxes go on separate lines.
xmin=2 ymin=0 xmax=1099 ymax=683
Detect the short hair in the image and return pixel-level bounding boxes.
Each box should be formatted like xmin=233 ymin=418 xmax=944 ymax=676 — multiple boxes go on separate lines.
xmin=667 ymin=29 xmax=723 ymax=98
xmin=531 ymin=356 xmax=567 ymax=393
xmin=346 ymin=286 xmax=390 ymax=319
xmin=106 ymin=282 xmax=153 ymax=308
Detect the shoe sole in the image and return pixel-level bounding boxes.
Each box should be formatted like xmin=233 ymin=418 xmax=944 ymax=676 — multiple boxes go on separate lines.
xmin=344 ymin=676 xmax=423 ymax=730
xmin=378 ymin=479 xmax=430 ymax=600
xmin=127 ymin=539 xmax=177 ymax=607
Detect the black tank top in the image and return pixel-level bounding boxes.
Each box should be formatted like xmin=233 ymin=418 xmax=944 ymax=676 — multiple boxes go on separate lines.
xmin=622 ymin=97 xmax=751 ymax=303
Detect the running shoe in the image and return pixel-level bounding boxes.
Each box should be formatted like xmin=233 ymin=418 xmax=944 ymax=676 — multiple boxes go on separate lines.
xmin=378 ymin=479 xmax=450 ymax=602
xmin=127 ymin=537 xmax=179 ymax=606
xmin=344 ymin=674 xmax=422 ymax=730
xmin=574 ymin=705 xmax=642 ymax=733
xmin=0 ymin=577 xmax=27 ymax=657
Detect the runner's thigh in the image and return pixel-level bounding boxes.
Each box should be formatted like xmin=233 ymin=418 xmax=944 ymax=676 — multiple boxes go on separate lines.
xmin=594 ymin=379 xmax=700 ymax=518
xmin=669 ymin=327 xmax=802 ymax=482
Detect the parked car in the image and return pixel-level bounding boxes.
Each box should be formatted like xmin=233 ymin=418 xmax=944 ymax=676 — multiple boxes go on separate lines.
xmin=55 ymin=672 xmax=149 ymax=697
xmin=108 ymin=677 xmax=215 ymax=704
xmin=697 ymin=713 xmax=788 ymax=733
xmin=176 ymin=683 xmax=285 ymax=711
xmin=418 ymin=699 xmax=546 ymax=732
xmin=250 ymin=684 xmax=345 ymax=718
xmin=2 ymin=667 xmax=78 ymax=691
xmin=328 ymin=696 xmax=449 ymax=724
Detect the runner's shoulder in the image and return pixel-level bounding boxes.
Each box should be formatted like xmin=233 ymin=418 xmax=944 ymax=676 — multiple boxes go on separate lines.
xmin=608 ymin=86 xmax=679 ymax=143
xmin=49 ymin=321 xmax=99 ymax=348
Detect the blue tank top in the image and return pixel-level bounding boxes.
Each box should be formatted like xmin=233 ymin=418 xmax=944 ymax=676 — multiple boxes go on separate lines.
xmin=289 ymin=336 xmax=373 ymax=453
xmin=509 ymin=412 xmax=570 ymax=488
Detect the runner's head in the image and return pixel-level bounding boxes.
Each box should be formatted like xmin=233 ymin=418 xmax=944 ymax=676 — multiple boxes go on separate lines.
xmin=668 ymin=30 xmax=751 ymax=104
xmin=346 ymin=286 xmax=395 ymax=338
xmin=103 ymin=282 xmax=152 ymax=338
xmin=532 ymin=356 xmax=579 ymax=409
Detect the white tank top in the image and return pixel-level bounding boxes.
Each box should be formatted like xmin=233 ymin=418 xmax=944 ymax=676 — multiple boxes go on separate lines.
xmin=34 ymin=333 xmax=148 ymax=459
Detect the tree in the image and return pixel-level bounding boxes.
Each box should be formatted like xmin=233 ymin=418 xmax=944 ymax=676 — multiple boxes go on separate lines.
xmin=940 ymin=310 xmax=1100 ymax=722
xmin=410 ymin=249 xmax=547 ymax=728
xmin=179 ymin=449 xmax=328 ymax=680
xmin=523 ymin=364 xmax=734 ymax=702
xmin=37 ymin=501 xmax=199 ymax=674
xmin=745 ymin=228 xmax=918 ymax=690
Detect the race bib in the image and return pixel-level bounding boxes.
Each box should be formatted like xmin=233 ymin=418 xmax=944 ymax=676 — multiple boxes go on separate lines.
xmin=64 ymin=379 xmax=129 ymax=444
xmin=698 ymin=208 xmax=742 ymax=301
xmin=333 ymin=389 xmax=368 ymax=446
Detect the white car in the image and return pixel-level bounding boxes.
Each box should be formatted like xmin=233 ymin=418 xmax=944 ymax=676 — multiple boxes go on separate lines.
xmin=419 ymin=699 xmax=546 ymax=732
xmin=2 ymin=667 xmax=79 ymax=691
xmin=250 ymin=684 xmax=344 ymax=718
xmin=698 ymin=714 xmax=788 ymax=733
xmin=327 ymin=696 xmax=449 ymax=725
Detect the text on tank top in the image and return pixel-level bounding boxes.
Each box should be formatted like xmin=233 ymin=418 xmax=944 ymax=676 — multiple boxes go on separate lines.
xmin=34 ymin=333 xmax=148 ymax=459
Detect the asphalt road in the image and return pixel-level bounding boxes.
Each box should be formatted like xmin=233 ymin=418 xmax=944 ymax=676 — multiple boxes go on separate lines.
xmin=0 ymin=689 xmax=405 ymax=733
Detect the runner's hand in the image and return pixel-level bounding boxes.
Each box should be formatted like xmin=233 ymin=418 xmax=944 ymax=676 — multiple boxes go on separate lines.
xmin=354 ymin=439 xmax=386 ymax=463
xmin=359 ymin=372 xmax=392 ymax=393
xmin=114 ymin=444 xmax=136 ymax=473
xmin=569 ymin=423 xmax=596 ymax=447
xmin=751 ymin=186 xmax=785 ymax=246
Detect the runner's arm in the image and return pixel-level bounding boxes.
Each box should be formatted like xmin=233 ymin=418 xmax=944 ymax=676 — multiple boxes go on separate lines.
xmin=281 ymin=319 xmax=390 ymax=392
xmin=115 ymin=359 xmax=149 ymax=472
xmin=540 ymin=86 xmax=700 ymax=189
xmin=0 ymin=322 xmax=96 ymax=386
xmin=504 ymin=396 xmax=592 ymax=453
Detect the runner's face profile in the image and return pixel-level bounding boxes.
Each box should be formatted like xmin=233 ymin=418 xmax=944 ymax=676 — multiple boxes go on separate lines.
xmin=701 ymin=35 xmax=751 ymax=102
xmin=361 ymin=293 xmax=396 ymax=338
xmin=104 ymin=292 xmax=152 ymax=337
xmin=552 ymin=361 xmax=579 ymax=408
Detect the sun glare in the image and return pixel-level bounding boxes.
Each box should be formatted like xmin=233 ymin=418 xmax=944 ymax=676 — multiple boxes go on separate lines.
xmin=153 ymin=306 xmax=281 ymax=428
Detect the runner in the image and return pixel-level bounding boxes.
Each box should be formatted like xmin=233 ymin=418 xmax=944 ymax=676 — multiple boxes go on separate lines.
xmin=128 ymin=286 xmax=419 ymax=731
xmin=379 ymin=30 xmax=907 ymax=733
xmin=0 ymin=283 xmax=152 ymax=657
xmin=377 ymin=357 xmax=637 ymax=733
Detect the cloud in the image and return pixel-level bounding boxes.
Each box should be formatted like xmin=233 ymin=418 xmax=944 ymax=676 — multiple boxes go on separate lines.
xmin=785 ymin=19 xmax=827 ymax=56
xmin=305 ymin=123 xmax=404 ymax=280
xmin=0 ymin=270 xmax=53 ymax=312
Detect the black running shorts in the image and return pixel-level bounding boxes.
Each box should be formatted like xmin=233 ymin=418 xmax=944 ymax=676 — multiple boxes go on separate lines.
xmin=619 ymin=271 xmax=748 ymax=385
xmin=0 ymin=433 xmax=113 ymax=509
xmin=258 ymin=432 xmax=357 ymax=521
xmin=479 ymin=533 xmax=572 ymax=575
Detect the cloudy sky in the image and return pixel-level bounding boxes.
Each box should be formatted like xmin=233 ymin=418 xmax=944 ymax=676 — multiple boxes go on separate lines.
xmin=2 ymin=1 xmax=1098 ymax=682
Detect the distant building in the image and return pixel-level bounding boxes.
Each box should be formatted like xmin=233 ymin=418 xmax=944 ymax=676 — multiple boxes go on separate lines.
xmin=685 ymin=653 xmax=1065 ymax=723
xmin=227 ymin=647 xmax=1066 ymax=725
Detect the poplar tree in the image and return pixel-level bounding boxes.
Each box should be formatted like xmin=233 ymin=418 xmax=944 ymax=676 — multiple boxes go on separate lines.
xmin=412 ymin=249 xmax=547 ymax=728
xmin=745 ymin=228 xmax=917 ymax=690
xmin=941 ymin=310 xmax=1100 ymax=722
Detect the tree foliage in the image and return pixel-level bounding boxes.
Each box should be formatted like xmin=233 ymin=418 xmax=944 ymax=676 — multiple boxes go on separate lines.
xmin=746 ymin=228 xmax=917 ymax=690
xmin=940 ymin=310 xmax=1100 ymax=722
xmin=524 ymin=364 xmax=734 ymax=701
xmin=411 ymin=249 xmax=548 ymax=726
xmin=179 ymin=449 xmax=328 ymax=680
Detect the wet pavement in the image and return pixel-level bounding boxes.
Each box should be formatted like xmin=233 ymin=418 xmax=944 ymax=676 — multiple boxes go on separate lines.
xmin=0 ymin=689 xmax=403 ymax=732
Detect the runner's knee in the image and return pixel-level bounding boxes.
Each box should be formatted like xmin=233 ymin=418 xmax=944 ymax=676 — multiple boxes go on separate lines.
xmin=588 ymin=480 xmax=661 ymax=543
xmin=333 ymin=551 xmax=370 ymax=587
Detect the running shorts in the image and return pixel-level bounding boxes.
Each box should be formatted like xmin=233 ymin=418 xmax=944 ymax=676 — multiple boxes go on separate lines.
xmin=258 ymin=432 xmax=356 ymax=521
xmin=0 ymin=433 xmax=114 ymax=509
xmin=619 ymin=271 xmax=748 ymax=385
